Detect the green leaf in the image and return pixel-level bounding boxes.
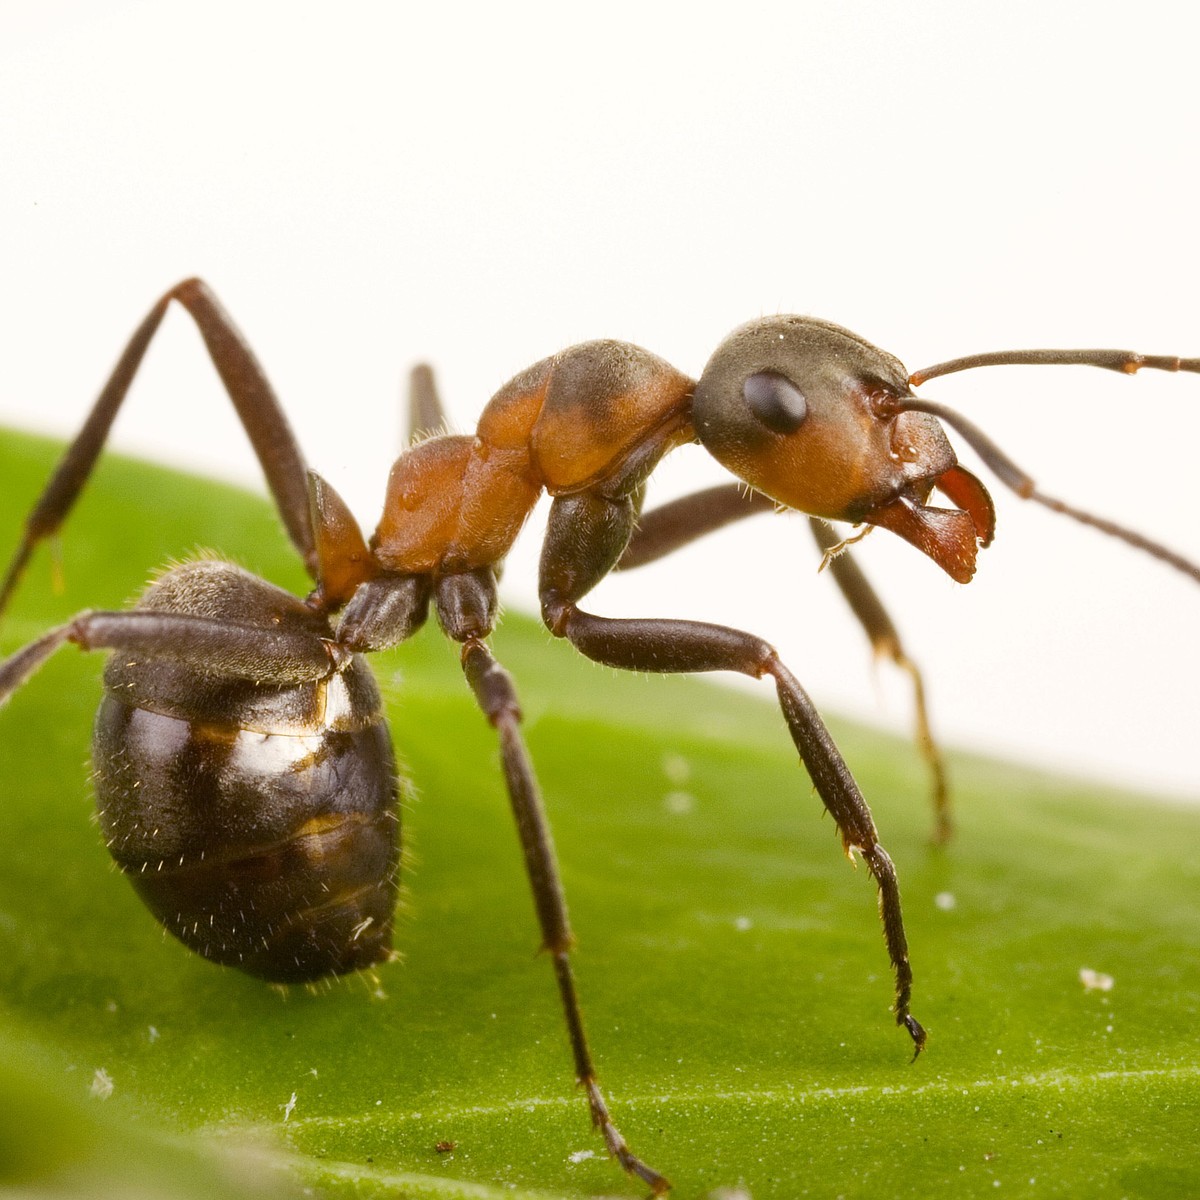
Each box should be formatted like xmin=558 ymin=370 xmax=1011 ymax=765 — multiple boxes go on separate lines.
xmin=1 ymin=428 xmax=1197 ymax=1200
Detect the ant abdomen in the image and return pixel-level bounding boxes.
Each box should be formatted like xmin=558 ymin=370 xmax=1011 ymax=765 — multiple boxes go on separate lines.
xmin=91 ymin=561 xmax=401 ymax=983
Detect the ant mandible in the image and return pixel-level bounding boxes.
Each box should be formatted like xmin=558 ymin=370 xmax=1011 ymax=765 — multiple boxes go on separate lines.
xmin=0 ymin=279 xmax=1197 ymax=1195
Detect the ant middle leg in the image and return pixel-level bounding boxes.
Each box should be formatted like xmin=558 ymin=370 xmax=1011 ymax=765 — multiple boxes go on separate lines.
xmin=542 ymin=491 xmax=926 ymax=1055
xmin=405 ymin=363 xmax=448 ymax=443
xmin=433 ymin=569 xmax=671 ymax=1195
xmin=1 ymin=279 xmax=317 ymax=617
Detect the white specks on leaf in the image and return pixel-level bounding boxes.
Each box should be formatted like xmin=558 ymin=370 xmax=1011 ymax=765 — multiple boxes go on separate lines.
xmin=661 ymin=753 xmax=691 ymax=785
xmin=1079 ymin=968 xmax=1114 ymax=992
xmin=664 ymin=790 xmax=695 ymax=814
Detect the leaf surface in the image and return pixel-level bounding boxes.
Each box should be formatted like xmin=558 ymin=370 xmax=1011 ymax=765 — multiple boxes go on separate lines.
xmin=1 ymin=430 xmax=1197 ymax=1199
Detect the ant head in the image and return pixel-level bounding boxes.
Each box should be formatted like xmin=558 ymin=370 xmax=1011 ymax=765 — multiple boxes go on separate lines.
xmin=692 ymin=316 xmax=995 ymax=582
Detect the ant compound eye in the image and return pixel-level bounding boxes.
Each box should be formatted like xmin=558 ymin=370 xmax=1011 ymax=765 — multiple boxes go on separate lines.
xmin=743 ymin=371 xmax=808 ymax=434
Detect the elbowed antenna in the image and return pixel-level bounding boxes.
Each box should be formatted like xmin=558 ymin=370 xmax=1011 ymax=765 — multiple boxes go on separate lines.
xmin=888 ymin=348 xmax=1200 ymax=586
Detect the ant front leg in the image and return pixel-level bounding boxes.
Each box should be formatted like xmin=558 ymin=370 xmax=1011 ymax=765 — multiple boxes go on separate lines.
xmin=543 ymin=489 xmax=926 ymax=1055
xmin=615 ymin=482 xmax=775 ymax=570
xmin=428 ymin=567 xmax=670 ymax=1196
xmin=807 ymin=518 xmax=950 ymax=843
xmin=1 ymin=279 xmax=317 ymax=616
xmin=618 ymin=482 xmax=951 ymax=842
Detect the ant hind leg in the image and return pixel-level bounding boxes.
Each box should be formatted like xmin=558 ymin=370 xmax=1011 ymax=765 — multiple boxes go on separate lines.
xmin=1 ymin=279 xmax=317 ymax=618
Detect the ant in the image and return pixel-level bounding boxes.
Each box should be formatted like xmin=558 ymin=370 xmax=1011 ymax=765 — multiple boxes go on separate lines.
xmin=0 ymin=279 xmax=1196 ymax=1195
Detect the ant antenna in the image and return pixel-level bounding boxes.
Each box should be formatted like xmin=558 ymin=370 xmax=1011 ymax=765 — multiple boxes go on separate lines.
xmin=895 ymin=349 xmax=1200 ymax=586
xmin=909 ymin=348 xmax=1200 ymax=386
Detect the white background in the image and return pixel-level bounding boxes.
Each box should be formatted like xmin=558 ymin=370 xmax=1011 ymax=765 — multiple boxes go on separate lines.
xmin=2 ymin=2 xmax=1197 ymax=798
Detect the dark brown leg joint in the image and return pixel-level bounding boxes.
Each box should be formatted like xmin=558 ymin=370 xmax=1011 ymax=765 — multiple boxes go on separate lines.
xmin=462 ymin=639 xmax=522 ymax=726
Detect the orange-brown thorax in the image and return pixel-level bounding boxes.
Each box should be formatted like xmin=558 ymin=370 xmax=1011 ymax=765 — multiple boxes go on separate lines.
xmin=371 ymin=341 xmax=695 ymax=575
